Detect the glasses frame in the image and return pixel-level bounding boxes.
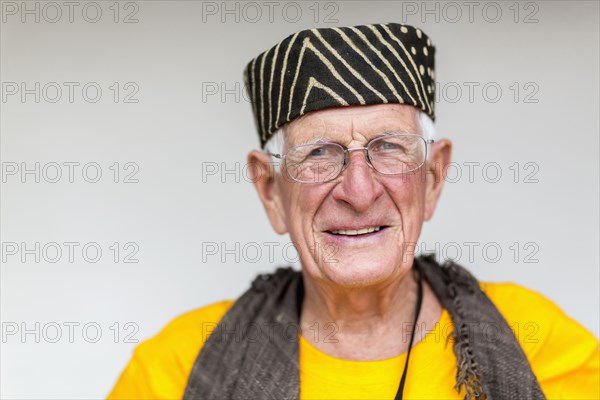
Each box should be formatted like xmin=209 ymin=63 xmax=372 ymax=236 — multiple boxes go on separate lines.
xmin=267 ymin=133 xmax=435 ymax=184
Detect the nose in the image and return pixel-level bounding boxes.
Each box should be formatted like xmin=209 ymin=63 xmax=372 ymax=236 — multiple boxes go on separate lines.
xmin=331 ymin=149 xmax=384 ymax=213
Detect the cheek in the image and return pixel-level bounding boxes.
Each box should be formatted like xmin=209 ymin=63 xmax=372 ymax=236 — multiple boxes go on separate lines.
xmin=383 ymin=173 xmax=427 ymax=234
xmin=384 ymin=172 xmax=425 ymax=206
xmin=280 ymin=181 xmax=330 ymax=231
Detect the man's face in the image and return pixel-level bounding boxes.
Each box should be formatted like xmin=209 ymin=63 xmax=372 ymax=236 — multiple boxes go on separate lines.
xmin=250 ymin=103 xmax=450 ymax=289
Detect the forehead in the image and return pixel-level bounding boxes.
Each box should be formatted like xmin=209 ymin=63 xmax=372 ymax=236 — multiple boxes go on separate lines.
xmin=284 ymin=104 xmax=420 ymax=146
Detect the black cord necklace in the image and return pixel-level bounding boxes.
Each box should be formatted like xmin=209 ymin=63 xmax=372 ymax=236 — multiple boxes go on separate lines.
xmin=394 ymin=267 xmax=424 ymax=400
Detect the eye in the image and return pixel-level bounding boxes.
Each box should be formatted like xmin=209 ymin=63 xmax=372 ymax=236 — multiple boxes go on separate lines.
xmin=308 ymin=146 xmax=328 ymax=157
xmin=372 ymin=140 xmax=403 ymax=152
xmin=381 ymin=141 xmax=402 ymax=150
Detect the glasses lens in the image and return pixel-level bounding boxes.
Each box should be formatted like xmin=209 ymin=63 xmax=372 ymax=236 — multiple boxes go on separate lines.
xmin=368 ymin=134 xmax=426 ymax=174
xmin=285 ymin=143 xmax=345 ymax=183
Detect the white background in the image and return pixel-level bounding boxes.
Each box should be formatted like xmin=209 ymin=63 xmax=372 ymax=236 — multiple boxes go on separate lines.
xmin=1 ymin=1 xmax=599 ymax=398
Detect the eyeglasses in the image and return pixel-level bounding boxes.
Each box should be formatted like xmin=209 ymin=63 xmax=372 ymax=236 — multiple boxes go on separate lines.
xmin=267 ymin=133 xmax=434 ymax=184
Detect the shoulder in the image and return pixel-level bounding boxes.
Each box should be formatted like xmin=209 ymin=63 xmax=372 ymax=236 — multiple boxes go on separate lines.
xmin=139 ymin=299 xmax=235 ymax=362
xmin=478 ymin=281 xmax=597 ymax=351
xmin=479 ymin=281 xmax=565 ymax=322
xmin=108 ymin=300 xmax=235 ymax=399
xmin=478 ymin=281 xmax=594 ymax=334
xmin=479 ymin=281 xmax=599 ymax=398
xmin=153 ymin=300 xmax=235 ymax=345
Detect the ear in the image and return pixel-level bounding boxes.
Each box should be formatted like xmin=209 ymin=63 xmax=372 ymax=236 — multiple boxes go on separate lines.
xmin=423 ymin=139 xmax=452 ymax=221
xmin=247 ymin=150 xmax=288 ymax=234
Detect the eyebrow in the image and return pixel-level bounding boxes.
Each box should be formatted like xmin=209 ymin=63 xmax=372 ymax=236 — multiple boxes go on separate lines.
xmin=290 ymin=129 xmax=418 ymax=147
xmin=289 ymin=136 xmax=329 ymax=147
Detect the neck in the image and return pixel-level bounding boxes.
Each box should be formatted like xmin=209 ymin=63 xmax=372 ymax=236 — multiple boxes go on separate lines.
xmin=299 ymin=267 xmax=442 ymax=360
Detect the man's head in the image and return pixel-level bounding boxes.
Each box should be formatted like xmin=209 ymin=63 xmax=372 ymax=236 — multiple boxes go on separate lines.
xmin=244 ymin=23 xmax=451 ymax=289
xmin=248 ymin=103 xmax=451 ymax=289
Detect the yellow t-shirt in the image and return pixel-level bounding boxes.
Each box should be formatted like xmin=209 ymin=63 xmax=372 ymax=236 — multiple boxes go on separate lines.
xmin=108 ymin=282 xmax=599 ymax=399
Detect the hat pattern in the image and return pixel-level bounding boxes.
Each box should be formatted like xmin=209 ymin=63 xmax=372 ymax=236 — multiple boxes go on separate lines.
xmin=244 ymin=23 xmax=436 ymax=147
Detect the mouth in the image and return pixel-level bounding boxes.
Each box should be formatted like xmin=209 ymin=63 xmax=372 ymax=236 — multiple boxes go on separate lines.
xmin=326 ymin=226 xmax=388 ymax=237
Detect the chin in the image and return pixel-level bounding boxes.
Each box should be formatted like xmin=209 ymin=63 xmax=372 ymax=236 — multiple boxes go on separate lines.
xmin=318 ymin=255 xmax=400 ymax=288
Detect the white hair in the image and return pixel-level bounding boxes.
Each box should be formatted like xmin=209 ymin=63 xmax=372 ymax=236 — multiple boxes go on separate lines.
xmin=264 ymin=110 xmax=436 ymax=171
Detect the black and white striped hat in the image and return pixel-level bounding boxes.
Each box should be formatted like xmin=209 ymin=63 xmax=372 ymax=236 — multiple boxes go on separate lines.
xmin=243 ymin=23 xmax=436 ymax=147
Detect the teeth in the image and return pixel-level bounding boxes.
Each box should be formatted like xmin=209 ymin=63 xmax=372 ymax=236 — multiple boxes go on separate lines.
xmin=331 ymin=226 xmax=382 ymax=236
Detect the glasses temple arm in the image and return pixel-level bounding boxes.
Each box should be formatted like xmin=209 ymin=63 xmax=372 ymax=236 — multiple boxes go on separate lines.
xmin=266 ymin=151 xmax=283 ymax=159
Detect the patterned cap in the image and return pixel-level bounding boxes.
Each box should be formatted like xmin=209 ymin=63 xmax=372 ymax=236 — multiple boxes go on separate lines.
xmin=243 ymin=23 xmax=436 ymax=147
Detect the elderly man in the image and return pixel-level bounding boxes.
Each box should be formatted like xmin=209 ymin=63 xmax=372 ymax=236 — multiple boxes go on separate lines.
xmin=109 ymin=23 xmax=599 ymax=399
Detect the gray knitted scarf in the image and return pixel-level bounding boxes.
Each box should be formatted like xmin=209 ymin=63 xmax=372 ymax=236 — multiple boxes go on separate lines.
xmin=183 ymin=255 xmax=545 ymax=399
